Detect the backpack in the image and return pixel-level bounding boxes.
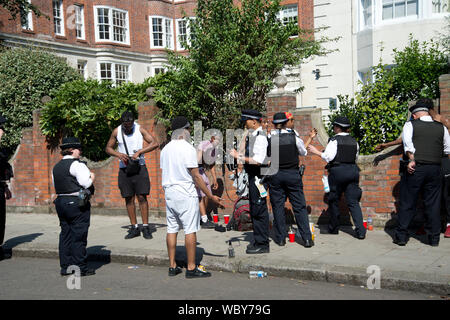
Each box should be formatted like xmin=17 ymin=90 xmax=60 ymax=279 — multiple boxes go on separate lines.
xmin=226 ymin=197 xmax=252 ymax=231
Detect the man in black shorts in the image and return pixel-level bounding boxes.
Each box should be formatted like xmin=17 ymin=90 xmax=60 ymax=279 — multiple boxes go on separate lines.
xmin=106 ymin=111 xmax=159 ymax=239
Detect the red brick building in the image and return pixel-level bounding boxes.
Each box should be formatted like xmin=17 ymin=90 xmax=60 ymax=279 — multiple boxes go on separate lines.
xmin=0 ymin=0 xmax=313 ymax=84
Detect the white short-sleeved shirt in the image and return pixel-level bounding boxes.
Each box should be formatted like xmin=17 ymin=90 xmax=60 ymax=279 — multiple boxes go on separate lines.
xmin=160 ymin=139 xmax=198 ymax=197
xmin=250 ymin=126 xmax=268 ymax=164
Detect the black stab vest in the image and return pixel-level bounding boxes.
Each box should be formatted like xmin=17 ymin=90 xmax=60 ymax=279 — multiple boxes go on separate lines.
xmin=329 ymin=135 xmax=357 ymax=165
xmin=53 ymin=159 xmax=82 ymax=194
xmin=411 ymin=119 xmax=444 ymax=165
xmin=270 ymin=130 xmax=299 ymax=170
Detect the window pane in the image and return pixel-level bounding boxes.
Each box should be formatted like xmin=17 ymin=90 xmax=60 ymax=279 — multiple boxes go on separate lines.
xmin=407 ymin=0 xmax=418 ymax=15
xmin=100 ymin=63 xmax=112 ymax=81
xmin=152 ymin=18 xmax=163 ymax=47
xmin=97 ymin=8 xmax=110 ymax=40
xmin=395 ymin=0 xmax=406 ymax=18
xmin=382 ymin=3 xmax=393 ymax=20
xmin=362 ymin=0 xmax=372 ymax=26
xmin=178 ymin=20 xmax=187 ymax=48
xmin=113 ymin=11 xmax=127 ymax=43
xmin=165 ymin=19 xmax=172 ymax=48
xmin=115 ymin=64 xmax=129 ymax=85
xmin=53 ymin=0 xmax=63 ymax=35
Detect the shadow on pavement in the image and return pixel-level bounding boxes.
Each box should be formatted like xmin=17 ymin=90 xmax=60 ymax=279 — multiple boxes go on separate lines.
xmin=87 ymin=245 xmax=112 ymax=271
xmin=3 ymin=233 xmax=43 ymax=252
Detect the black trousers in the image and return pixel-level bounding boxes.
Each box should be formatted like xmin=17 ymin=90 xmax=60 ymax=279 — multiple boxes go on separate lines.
xmin=395 ymin=164 xmax=442 ymax=243
xmin=54 ymin=196 xmax=91 ymax=273
xmin=269 ymin=169 xmax=312 ymax=242
xmin=0 ymin=187 xmax=5 ymax=246
xmin=248 ymin=174 xmax=270 ymax=248
xmin=328 ymin=164 xmax=365 ymax=236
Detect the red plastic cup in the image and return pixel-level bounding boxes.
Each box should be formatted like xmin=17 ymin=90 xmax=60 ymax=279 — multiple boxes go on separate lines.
xmin=224 ymin=215 xmax=230 ymax=224
xmin=288 ymin=232 xmax=295 ymax=243
xmin=363 ymin=220 xmax=368 ymax=229
xmin=213 ymin=214 xmax=219 ymax=223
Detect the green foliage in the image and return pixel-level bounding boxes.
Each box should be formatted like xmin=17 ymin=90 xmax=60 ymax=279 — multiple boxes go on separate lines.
xmin=150 ymin=0 xmax=330 ymax=131
xmin=0 ymin=47 xmax=81 ymax=155
xmin=40 ymin=79 xmax=150 ymax=161
xmin=0 ymin=0 xmax=47 ymax=20
xmin=328 ymin=36 xmax=449 ymax=155
xmin=390 ymin=36 xmax=449 ymax=102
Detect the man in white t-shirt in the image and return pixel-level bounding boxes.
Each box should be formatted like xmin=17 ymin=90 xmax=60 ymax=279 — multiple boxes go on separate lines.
xmin=161 ymin=116 xmax=224 ymax=278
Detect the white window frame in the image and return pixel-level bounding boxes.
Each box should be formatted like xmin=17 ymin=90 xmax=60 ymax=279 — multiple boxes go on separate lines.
xmin=77 ymin=60 xmax=87 ymax=79
xmin=277 ymin=4 xmax=298 ymax=26
xmin=53 ymin=0 xmax=65 ymax=36
xmin=376 ymin=0 xmax=419 ymax=25
xmin=176 ymin=18 xmax=192 ymax=50
xmin=75 ymin=4 xmax=85 ymax=40
xmin=97 ymin=61 xmax=131 ymax=85
xmin=149 ymin=16 xmax=174 ymax=49
xmin=431 ymin=0 xmax=450 ymax=15
xmin=153 ymin=66 xmax=167 ymax=76
xmin=94 ymin=6 xmax=130 ymax=45
xmin=20 ymin=0 xmax=33 ymax=31
xmin=359 ymin=0 xmax=374 ymax=30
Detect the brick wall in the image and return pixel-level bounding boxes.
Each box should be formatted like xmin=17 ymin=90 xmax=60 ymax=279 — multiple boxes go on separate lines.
xmin=8 ymin=75 xmax=450 ymax=224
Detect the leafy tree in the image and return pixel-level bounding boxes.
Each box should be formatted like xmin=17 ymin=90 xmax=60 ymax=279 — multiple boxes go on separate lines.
xmin=0 ymin=47 xmax=80 ymax=155
xmin=390 ymin=35 xmax=449 ymax=102
xmin=150 ymin=0 xmax=331 ymax=131
xmin=327 ymin=37 xmax=449 ymax=155
xmin=40 ymin=79 xmax=150 ymax=161
xmin=0 ymin=0 xmax=46 ymax=21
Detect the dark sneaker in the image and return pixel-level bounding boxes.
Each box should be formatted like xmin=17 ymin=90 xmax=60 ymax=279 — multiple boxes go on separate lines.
xmin=246 ymin=246 xmax=270 ymax=254
xmin=60 ymin=269 xmax=74 ymax=276
xmin=200 ymin=220 xmax=216 ymax=229
xmin=168 ymin=266 xmax=183 ymax=277
xmin=186 ymin=265 xmax=211 ymax=279
xmin=80 ymin=269 xmax=96 ymax=277
xmin=142 ymin=226 xmax=153 ymax=239
xmin=125 ymin=226 xmax=141 ymax=239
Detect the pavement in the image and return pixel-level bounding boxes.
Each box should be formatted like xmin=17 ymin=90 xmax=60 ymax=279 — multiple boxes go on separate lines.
xmin=2 ymin=212 xmax=450 ymax=296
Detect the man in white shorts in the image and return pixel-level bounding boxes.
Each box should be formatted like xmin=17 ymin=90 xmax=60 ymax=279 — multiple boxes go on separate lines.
xmin=160 ymin=116 xmax=224 ymax=278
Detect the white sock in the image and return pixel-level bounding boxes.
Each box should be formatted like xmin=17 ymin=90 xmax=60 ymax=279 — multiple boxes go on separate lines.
xmin=201 ymin=215 xmax=208 ymax=223
xmin=134 ymin=224 xmax=139 ymax=228
xmin=143 ymin=224 xmax=148 ymax=227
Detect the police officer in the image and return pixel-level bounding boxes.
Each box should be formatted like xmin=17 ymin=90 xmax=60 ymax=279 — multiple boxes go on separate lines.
xmin=0 ymin=114 xmax=12 ymax=261
xmin=230 ymin=109 xmax=270 ymax=254
xmin=308 ymin=116 xmax=366 ymax=239
xmin=268 ymin=112 xmax=316 ymax=247
xmin=394 ymin=99 xmax=450 ymax=247
xmin=53 ymin=137 xmax=96 ymax=276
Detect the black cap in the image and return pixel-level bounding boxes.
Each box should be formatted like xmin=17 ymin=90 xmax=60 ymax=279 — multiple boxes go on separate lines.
xmin=409 ymin=98 xmax=433 ymax=114
xmin=241 ymin=109 xmax=262 ymax=122
xmin=272 ymin=112 xmax=289 ymax=124
xmin=333 ymin=116 xmax=351 ymax=128
xmin=60 ymin=137 xmax=82 ymax=150
xmin=171 ymin=116 xmax=191 ymax=131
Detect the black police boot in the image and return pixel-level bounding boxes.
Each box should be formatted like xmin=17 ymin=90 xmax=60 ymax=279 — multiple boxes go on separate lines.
xmin=142 ymin=226 xmax=153 ymax=239
xmin=303 ymin=239 xmax=314 ymax=248
xmin=125 ymin=226 xmax=141 ymax=239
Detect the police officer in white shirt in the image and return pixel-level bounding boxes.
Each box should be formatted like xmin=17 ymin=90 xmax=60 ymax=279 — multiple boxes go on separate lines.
xmin=230 ymin=109 xmax=271 ymax=254
xmin=394 ymin=99 xmax=450 ymax=247
xmin=268 ymin=112 xmax=317 ymax=247
xmin=53 ymin=137 xmax=95 ymax=276
xmin=308 ymin=116 xmax=366 ymax=239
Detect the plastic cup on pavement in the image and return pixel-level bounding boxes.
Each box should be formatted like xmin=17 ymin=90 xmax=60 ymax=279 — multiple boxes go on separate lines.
xmin=288 ymin=232 xmax=295 ymax=243
xmin=224 ymin=215 xmax=230 ymax=224
xmin=363 ymin=220 xmax=367 ymax=229
xmin=213 ymin=214 xmax=219 ymax=223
